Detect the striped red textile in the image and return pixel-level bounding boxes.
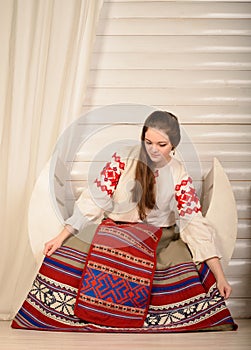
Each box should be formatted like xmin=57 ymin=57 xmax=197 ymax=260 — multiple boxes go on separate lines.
xmin=74 ymin=219 xmax=162 ymax=327
xmin=11 ymin=221 xmax=237 ymax=332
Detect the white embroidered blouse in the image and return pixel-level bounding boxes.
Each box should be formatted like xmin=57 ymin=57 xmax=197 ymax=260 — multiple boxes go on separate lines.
xmin=65 ymin=145 xmax=220 ymax=264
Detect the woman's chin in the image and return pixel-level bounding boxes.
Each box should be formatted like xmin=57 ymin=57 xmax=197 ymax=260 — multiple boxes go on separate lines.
xmin=150 ymin=156 xmax=171 ymax=168
xmin=152 ymin=158 xmax=166 ymax=167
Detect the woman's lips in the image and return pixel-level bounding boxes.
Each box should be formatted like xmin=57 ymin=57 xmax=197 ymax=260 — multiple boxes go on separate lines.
xmin=150 ymin=153 xmax=161 ymax=158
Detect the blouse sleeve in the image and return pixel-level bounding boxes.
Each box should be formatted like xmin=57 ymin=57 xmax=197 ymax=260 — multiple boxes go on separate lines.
xmin=64 ymin=152 xmax=125 ymax=233
xmin=175 ymin=167 xmax=221 ymax=264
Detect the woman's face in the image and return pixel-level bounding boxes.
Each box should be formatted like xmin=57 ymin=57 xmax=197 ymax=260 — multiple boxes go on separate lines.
xmin=144 ymin=127 xmax=173 ymax=167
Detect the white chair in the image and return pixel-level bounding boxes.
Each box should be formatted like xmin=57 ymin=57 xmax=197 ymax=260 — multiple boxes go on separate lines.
xmin=202 ymin=157 xmax=238 ymax=270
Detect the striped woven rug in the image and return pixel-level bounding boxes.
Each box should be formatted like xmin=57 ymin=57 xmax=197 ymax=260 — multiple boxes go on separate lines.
xmin=11 ymin=221 xmax=237 ymax=332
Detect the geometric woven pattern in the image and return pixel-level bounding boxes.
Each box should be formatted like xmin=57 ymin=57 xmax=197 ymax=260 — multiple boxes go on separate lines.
xmin=175 ymin=176 xmax=202 ymax=217
xmin=11 ymin=231 xmax=237 ymax=333
xmin=79 ymin=267 xmax=149 ymax=315
xmin=81 ymin=266 xmax=149 ymax=308
xmin=144 ymin=260 xmax=238 ymax=332
xmin=74 ymin=219 xmax=162 ymax=327
xmin=145 ymin=262 xmax=226 ymax=329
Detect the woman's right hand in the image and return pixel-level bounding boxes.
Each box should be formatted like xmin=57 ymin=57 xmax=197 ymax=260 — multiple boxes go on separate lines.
xmin=43 ymin=227 xmax=72 ymax=257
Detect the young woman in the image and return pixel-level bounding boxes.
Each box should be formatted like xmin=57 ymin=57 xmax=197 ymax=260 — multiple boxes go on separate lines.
xmin=12 ymin=111 xmax=237 ymax=332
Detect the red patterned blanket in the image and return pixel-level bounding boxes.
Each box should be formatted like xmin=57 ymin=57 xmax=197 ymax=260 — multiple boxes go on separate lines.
xmin=74 ymin=219 xmax=162 ymax=327
xmin=11 ymin=219 xmax=237 ymax=332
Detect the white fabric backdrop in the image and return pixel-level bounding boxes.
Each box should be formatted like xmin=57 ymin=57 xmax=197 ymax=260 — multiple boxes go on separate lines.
xmin=0 ymin=0 xmax=103 ymax=319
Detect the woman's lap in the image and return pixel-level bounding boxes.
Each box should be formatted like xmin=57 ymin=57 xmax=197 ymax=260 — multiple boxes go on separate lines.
xmin=11 ymin=225 xmax=237 ymax=332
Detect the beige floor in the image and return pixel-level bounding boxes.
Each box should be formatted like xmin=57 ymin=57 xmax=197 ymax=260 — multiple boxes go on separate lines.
xmin=0 ymin=319 xmax=250 ymax=350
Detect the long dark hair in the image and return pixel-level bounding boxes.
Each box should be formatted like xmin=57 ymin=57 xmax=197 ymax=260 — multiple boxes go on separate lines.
xmin=132 ymin=110 xmax=180 ymax=220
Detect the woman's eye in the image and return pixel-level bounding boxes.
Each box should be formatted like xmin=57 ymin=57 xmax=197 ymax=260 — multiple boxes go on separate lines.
xmin=159 ymin=144 xmax=167 ymax=147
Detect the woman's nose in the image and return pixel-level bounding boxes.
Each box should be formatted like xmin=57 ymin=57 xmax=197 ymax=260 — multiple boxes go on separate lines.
xmin=151 ymin=144 xmax=158 ymax=152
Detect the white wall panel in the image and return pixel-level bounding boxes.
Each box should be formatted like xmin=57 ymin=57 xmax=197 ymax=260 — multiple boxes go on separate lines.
xmin=86 ymin=87 xmax=251 ymax=105
xmin=182 ymin=125 xmax=251 ymax=143
xmin=97 ymin=18 xmax=251 ymax=35
xmin=232 ymin=182 xmax=251 ymax=200
xmin=91 ymin=53 xmax=251 ymax=70
xmin=106 ymin=0 xmax=251 ymax=2
xmin=225 ymin=259 xmax=251 ymax=276
xmin=89 ymin=70 xmax=251 ymax=87
xmin=238 ymin=220 xmax=251 ymax=239
xmin=81 ymin=105 xmax=251 ymax=124
xmin=102 ymin=1 xmax=251 ymax=18
xmin=209 ymin=162 xmax=251 ymax=181
xmin=80 ymin=0 xmax=251 ymax=318
xmin=94 ymin=36 xmax=251 ymax=53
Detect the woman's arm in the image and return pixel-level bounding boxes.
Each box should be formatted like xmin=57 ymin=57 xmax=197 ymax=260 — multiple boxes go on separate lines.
xmin=43 ymin=152 xmax=126 ymax=257
xmin=174 ymin=168 xmax=232 ymax=299
xmin=206 ymin=257 xmax=232 ymax=299
xmin=175 ymin=172 xmax=221 ymax=263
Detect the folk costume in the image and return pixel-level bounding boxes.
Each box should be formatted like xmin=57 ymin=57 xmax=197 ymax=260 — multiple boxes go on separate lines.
xmin=12 ymin=146 xmax=237 ymax=332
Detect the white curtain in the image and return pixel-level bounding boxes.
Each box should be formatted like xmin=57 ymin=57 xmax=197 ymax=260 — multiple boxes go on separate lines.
xmin=0 ymin=0 xmax=103 ymax=320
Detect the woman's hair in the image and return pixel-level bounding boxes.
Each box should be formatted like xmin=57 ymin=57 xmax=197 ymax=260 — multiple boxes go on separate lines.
xmin=132 ymin=110 xmax=180 ymax=220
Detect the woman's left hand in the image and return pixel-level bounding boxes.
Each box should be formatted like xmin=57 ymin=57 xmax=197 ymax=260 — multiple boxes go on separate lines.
xmin=216 ymin=278 xmax=232 ymax=299
xmin=205 ymin=257 xmax=232 ymax=299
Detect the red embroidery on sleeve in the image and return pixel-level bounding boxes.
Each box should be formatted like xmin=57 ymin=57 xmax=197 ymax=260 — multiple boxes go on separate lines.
xmin=175 ymin=177 xmax=201 ymax=217
xmin=95 ymin=153 xmax=125 ymax=197
xmin=112 ymin=153 xmax=125 ymax=171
